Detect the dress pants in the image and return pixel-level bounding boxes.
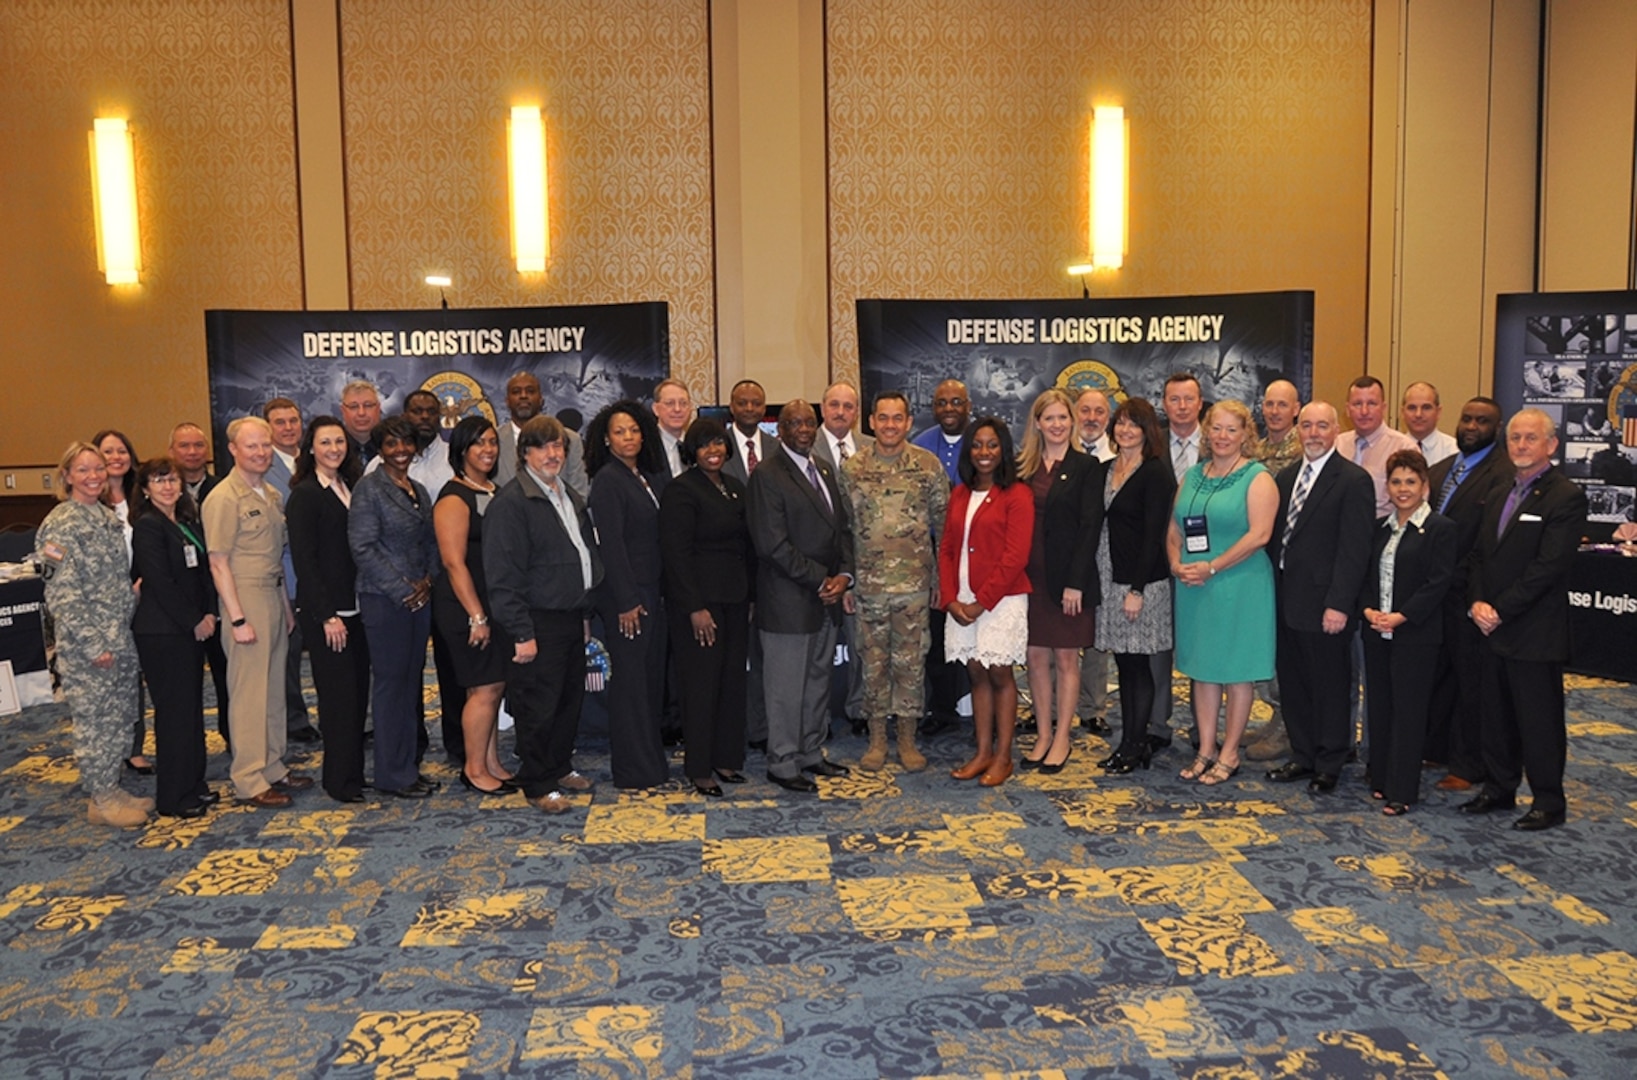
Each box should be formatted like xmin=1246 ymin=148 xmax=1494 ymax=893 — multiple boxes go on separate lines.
xmin=284 ymin=617 xmax=311 ymax=730
xmin=136 ymin=631 xmax=208 ymax=814
xmin=1276 ymin=622 xmax=1353 ymax=777
xmin=509 ymin=609 xmax=585 ymax=798
xmin=1426 ymin=605 xmax=1488 ymax=781
xmin=745 ymin=622 xmax=769 ymax=743
xmin=300 ymin=611 xmax=369 ymax=800
xmin=672 ymin=600 xmax=749 ymax=780
xmin=599 ymin=585 xmax=669 ymax=788
xmin=761 ymin=622 xmax=838 ymax=780
xmin=1362 ymin=633 xmax=1436 ymax=805
xmin=1078 ymin=646 xmax=1110 ymax=721
xmin=224 ymin=584 xmax=290 ymax=799
xmin=204 ymin=630 xmax=231 ymax=742
xmin=1478 ymin=649 xmax=1567 ymax=816
xmin=359 ymin=593 xmax=431 ymax=794
xmin=1149 ymin=648 xmax=1176 ymax=738
xmin=430 ymin=619 xmax=463 ymax=761
xmin=838 ymin=606 xmax=866 ymax=720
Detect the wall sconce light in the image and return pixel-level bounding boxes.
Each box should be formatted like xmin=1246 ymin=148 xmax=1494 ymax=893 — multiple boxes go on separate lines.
xmin=1090 ymin=105 xmax=1127 ymax=270
xmin=508 ymin=106 xmax=548 ymax=273
xmin=89 ymin=117 xmax=141 ymax=284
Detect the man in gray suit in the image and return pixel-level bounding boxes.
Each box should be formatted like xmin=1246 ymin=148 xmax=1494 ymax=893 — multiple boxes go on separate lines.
xmin=495 ymin=371 xmax=587 ymax=497
xmin=748 ymin=401 xmax=855 ymax=792
xmin=811 ymin=382 xmax=872 ymax=732
xmin=262 ymin=397 xmax=318 ymax=744
xmin=723 ymin=378 xmax=779 ymax=752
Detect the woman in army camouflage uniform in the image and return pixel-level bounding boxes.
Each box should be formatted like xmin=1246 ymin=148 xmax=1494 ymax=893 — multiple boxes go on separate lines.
xmin=36 ymin=442 xmax=152 ymax=828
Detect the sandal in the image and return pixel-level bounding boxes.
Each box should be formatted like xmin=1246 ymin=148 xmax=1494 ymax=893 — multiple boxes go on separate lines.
xmin=1198 ymin=758 xmax=1241 ymax=786
xmin=1179 ymin=755 xmax=1216 ymax=781
xmin=1382 ymin=801 xmax=1409 ymax=816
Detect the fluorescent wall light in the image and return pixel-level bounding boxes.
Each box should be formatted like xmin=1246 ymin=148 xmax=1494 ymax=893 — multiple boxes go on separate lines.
xmin=508 ymin=106 xmax=548 ymax=273
xmin=90 ymin=117 xmax=141 ymax=284
xmin=1090 ymin=106 xmax=1127 ymax=270
xmin=425 ymin=274 xmax=452 ymax=288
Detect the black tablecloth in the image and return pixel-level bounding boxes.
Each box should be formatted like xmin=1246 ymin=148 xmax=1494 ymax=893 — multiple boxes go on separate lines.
xmin=1568 ymin=551 xmax=1637 ymax=682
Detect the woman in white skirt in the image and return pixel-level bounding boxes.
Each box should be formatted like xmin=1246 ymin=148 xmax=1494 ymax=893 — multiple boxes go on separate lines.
xmin=938 ymin=417 xmax=1034 ymax=786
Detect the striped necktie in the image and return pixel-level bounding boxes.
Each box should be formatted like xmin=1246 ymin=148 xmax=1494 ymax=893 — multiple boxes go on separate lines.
xmin=1280 ymin=461 xmax=1315 ymax=569
xmin=1436 ymin=457 xmax=1467 ymax=513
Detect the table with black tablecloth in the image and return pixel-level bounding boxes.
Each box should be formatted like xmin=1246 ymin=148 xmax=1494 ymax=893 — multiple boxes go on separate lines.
xmin=0 ymin=576 xmax=52 ymax=709
xmin=1567 ymin=550 xmax=1637 ymax=683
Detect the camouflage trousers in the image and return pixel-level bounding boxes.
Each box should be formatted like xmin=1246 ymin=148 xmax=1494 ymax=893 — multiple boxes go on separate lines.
xmin=856 ymin=590 xmax=930 ymax=720
xmin=59 ymin=647 xmax=140 ymax=796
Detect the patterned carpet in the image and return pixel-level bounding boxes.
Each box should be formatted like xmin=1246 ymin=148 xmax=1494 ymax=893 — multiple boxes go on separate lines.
xmin=2 ymin=669 xmax=1635 ymax=1079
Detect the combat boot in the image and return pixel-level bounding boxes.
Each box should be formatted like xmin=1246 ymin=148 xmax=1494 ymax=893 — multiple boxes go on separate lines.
xmin=859 ymin=718 xmax=889 ymax=772
xmin=88 ymin=793 xmax=148 ymax=828
xmin=108 ymin=787 xmax=156 ymax=813
xmin=896 ymin=716 xmax=927 ymax=772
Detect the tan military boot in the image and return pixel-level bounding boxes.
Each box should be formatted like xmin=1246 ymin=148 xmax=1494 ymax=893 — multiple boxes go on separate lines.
xmin=88 ymin=793 xmax=148 ymax=828
xmin=108 ymin=788 xmax=156 ymax=813
xmin=896 ymin=716 xmax=927 ymax=772
xmin=859 ymin=718 xmax=889 ymax=772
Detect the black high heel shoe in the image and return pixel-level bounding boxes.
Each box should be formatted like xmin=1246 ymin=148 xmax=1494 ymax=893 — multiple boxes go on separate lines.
xmin=459 ymin=773 xmax=516 ymax=796
xmin=1040 ymin=746 xmax=1073 ymax=775
xmin=1105 ymin=744 xmax=1151 ymax=775
xmin=1095 ymin=749 xmax=1125 ymax=770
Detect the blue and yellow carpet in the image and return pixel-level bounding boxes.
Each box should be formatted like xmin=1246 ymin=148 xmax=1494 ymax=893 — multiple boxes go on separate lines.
xmin=2 ymin=673 xmax=1635 ymax=1078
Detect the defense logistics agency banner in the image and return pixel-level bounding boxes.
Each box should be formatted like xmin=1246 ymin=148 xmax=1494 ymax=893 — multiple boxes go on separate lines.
xmin=204 ymin=302 xmax=669 ymax=459
xmin=857 ymin=291 xmax=1314 ymax=433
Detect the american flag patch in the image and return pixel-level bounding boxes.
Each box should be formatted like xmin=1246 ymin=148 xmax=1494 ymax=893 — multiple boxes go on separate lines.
xmin=1622 ymin=405 xmax=1637 ymax=448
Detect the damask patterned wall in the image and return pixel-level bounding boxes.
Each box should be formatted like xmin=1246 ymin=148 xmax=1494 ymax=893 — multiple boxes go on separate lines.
xmin=340 ymin=0 xmax=717 ymax=398
xmin=827 ymin=0 xmax=1373 ymax=401
xmin=0 ymin=0 xmax=301 ymax=463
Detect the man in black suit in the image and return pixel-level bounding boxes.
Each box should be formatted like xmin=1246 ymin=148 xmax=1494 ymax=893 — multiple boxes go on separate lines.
xmin=747 ymin=400 xmax=855 ymax=792
xmin=169 ymin=421 xmax=231 ymax=746
xmin=722 ymin=379 xmax=779 ymax=752
xmin=1462 ymin=409 xmax=1588 ymax=831
xmin=1423 ymin=397 xmax=1512 ymax=791
xmin=1265 ymin=402 xmax=1375 ymax=793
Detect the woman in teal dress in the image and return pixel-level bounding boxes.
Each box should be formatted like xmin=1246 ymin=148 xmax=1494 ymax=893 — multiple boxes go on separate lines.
xmin=1167 ymin=399 xmax=1278 ymax=785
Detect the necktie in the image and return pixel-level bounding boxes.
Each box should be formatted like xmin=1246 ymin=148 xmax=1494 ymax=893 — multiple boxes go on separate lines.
xmin=1498 ymin=478 xmax=1530 ymax=538
xmin=1280 ymin=462 xmax=1315 ymax=569
xmin=1436 ymin=457 xmax=1466 ymax=513
xmin=807 ymin=459 xmax=832 ymax=513
xmin=1354 ymin=435 xmax=1368 ymax=464
xmin=838 ymin=438 xmax=851 ymax=463
xmin=745 ymin=437 xmax=758 ymax=473
xmin=1172 ymin=436 xmax=1193 ymax=478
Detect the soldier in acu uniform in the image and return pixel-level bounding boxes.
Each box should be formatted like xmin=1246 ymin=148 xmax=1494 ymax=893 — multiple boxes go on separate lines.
xmin=37 ymin=441 xmax=151 ymax=827
xmin=844 ymin=390 xmax=950 ymax=771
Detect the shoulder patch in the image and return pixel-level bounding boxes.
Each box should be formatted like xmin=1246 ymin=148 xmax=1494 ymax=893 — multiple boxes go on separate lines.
xmin=39 ymin=540 xmax=65 ymax=564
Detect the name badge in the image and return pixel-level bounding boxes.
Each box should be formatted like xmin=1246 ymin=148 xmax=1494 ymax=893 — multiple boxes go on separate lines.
xmin=1183 ymin=514 xmax=1210 ymax=554
xmin=183 ymin=545 xmax=199 ymax=569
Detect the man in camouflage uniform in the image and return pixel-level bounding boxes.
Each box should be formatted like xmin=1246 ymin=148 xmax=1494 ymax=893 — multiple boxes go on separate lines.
xmin=843 ymin=390 xmax=949 ymax=771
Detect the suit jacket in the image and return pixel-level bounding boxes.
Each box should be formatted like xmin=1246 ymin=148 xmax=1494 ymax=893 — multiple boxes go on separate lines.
xmin=1104 ymin=456 xmax=1176 ymax=589
xmin=748 ymin=446 xmax=854 ymax=633
xmin=285 ymin=477 xmax=358 ymax=622
xmin=1034 ymin=448 xmax=1105 ymax=606
xmin=587 ymin=463 xmax=667 ymax=613
xmin=1467 ymin=466 xmax=1587 ymax=661
xmin=1268 ymin=453 xmax=1375 ymax=632
xmin=1359 ymin=510 xmax=1457 ymax=646
xmin=495 ymin=423 xmax=588 ymax=497
xmin=1427 ymin=445 xmax=1513 ymax=599
xmin=130 ymin=512 xmax=217 ymax=636
xmin=811 ymin=429 xmax=874 ymax=476
xmin=659 ymin=468 xmax=755 ymax=611
xmin=722 ymin=428 xmax=780 ymax=486
xmin=483 ymin=472 xmax=604 ymax=641
xmin=938 ymin=481 xmax=1034 ymax=612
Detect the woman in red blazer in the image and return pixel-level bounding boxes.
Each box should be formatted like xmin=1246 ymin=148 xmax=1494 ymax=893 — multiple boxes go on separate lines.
xmin=939 ymin=417 xmax=1034 ymax=786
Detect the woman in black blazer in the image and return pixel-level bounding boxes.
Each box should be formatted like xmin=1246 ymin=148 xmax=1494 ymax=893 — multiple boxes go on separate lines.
xmin=1093 ymin=398 xmax=1177 ymax=774
xmin=1362 ymin=449 xmax=1457 ymax=815
xmin=129 ymin=456 xmax=219 ymax=817
xmin=1017 ymin=389 xmax=1104 ymax=772
xmin=285 ymin=417 xmax=371 ymax=803
xmin=586 ymin=400 xmax=671 ymax=790
xmin=659 ymin=419 xmax=755 ymax=797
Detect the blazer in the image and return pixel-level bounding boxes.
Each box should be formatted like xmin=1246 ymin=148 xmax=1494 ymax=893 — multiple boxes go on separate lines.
xmin=130 ymin=512 xmax=216 ymax=637
xmin=722 ymin=428 xmax=780 ymax=486
xmin=1359 ymin=510 xmax=1457 ymax=646
xmin=938 ymin=481 xmax=1034 ymax=612
xmin=747 ymin=446 xmax=854 ymax=634
xmin=1427 ymin=446 xmax=1513 ymax=599
xmin=812 ymin=429 xmax=874 ymax=475
xmin=348 ymin=468 xmax=437 ymax=599
xmin=495 ymin=423 xmax=589 ymax=497
xmin=482 ymin=472 xmax=605 ymax=641
xmin=1104 ymin=455 xmax=1176 ymax=590
xmin=1467 ymin=466 xmax=1588 ymax=661
xmin=286 ymin=477 xmax=358 ymax=622
xmin=659 ymin=468 xmax=755 ymax=612
xmin=588 ymin=463 xmax=668 ymax=613
xmin=1267 ymin=453 xmax=1375 ymax=633
xmin=1032 ymin=447 xmax=1105 ymax=605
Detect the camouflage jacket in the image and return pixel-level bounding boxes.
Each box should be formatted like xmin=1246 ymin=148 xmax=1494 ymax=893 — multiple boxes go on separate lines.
xmin=37 ymin=499 xmax=137 ymax=661
xmin=843 ymin=443 xmax=949 ymax=595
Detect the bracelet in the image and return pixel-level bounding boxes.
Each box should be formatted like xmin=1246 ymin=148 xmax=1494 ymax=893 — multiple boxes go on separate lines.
xmin=231 ymin=617 xmax=247 ymax=627
xmin=468 ymin=614 xmax=488 ymax=628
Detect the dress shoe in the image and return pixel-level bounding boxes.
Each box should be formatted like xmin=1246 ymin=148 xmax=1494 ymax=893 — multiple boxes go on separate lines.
xmin=1018 ymin=752 xmax=1045 ymax=771
xmin=124 ymin=756 xmax=155 ymax=775
xmin=1105 ymin=746 xmax=1152 ymax=775
xmin=381 ymin=783 xmax=435 ymax=799
xmin=950 ymin=754 xmax=993 ymax=781
xmin=748 ymin=739 xmax=769 ymax=753
xmin=459 ymin=773 xmax=517 ymax=796
xmin=767 ymin=772 xmax=819 ymax=793
xmin=197 ymin=789 xmax=222 ymax=806
xmin=713 ymin=769 xmax=748 ymax=784
xmin=1458 ymin=792 xmax=1516 ymax=814
xmin=803 ymin=759 xmax=850 ymax=778
xmin=287 ymin=726 xmax=322 ymax=744
xmin=528 ymin=791 xmax=573 ymax=814
xmin=158 ymin=804 xmax=208 ymax=819
xmin=1039 ymin=747 xmax=1073 ymax=775
xmin=273 ymin=773 xmax=314 ymax=792
xmin=1266 ymin=762 xmax=1316 ymax=783
xmin=1085 ymin=716 xmax=1111 ymax=737
xmin=414 ymin=774 xmax=444 ymax=793
xmin=1434 ymin=774 xmax=1474 ymax=792
xmin=693 ymin=780 xmax=725 ymax=798
xmin=236 ymin=788 xmax=293 ymax=809
xmin=1307 ymin=774 xmax=1338 ymax=794
xmin=1512 ymin=808 xmax=1566 ymax=832
xmin=1148 ymin=733 xmax=1174 ymax=754
xmin=978 ymin=758 xmax=1014 ymax=787
xmin=552 ymin=769 xmax=589 ymax=791
xmin=332 ymin=792 xmax=366 ymax=804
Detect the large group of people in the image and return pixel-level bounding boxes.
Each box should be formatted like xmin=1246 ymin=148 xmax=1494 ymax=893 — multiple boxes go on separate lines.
xmin=36 ymin=370 xmax=1590 ymax=834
